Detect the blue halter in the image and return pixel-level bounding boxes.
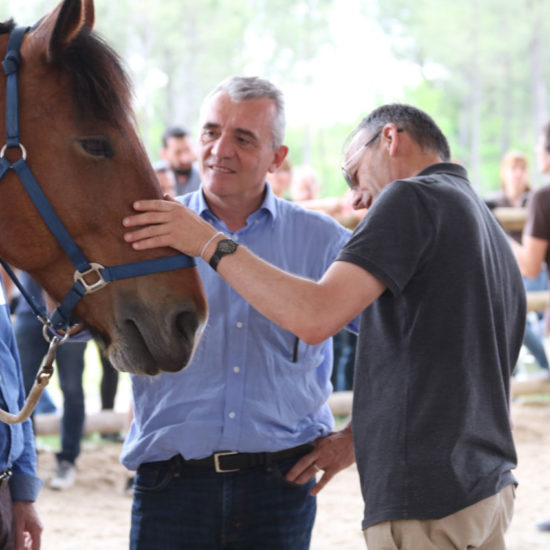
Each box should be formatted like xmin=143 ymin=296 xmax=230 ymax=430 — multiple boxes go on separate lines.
xmin=0 ymin=26 xmax=196 ymax=335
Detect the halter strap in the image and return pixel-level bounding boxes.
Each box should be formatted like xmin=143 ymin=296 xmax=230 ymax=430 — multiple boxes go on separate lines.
xmin=0 ymin=26 xmax=196 ymax=333
xmin=2 ymin=26 xmax=29 ymax=148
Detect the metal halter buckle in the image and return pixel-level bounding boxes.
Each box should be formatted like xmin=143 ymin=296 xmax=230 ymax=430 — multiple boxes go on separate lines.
xmin=213 ymin=451 xmax=239 ymax=473
xmin=74 ymin=263 xmax=107 ymax=294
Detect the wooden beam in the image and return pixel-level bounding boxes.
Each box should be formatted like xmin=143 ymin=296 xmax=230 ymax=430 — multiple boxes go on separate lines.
xmin=34 ymin=410 xmax=127 ymax=436
xmin=328 ymin=391 xmax=353 ymax=416
xmin=492 ymin=207 xmax=527 ymax=232
xmin=527 ymin=290 xmax=549 ymax=312
xmin=511 ymin=376 xmax=550 ymax=396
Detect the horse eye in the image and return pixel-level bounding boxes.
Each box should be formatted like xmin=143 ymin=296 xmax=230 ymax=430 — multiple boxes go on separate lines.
xmin=79 ymin=138 xmax=114 ymax=159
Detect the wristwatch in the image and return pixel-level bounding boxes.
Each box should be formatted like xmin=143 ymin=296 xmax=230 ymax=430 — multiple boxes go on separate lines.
xmin=209 ymin=239 xmax=239 ymax=271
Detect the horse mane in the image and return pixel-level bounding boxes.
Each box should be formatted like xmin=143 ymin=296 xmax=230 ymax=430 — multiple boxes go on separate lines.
xmin=0 ymin=17 xmax=132 ymax=125
xmin=59 ymin=29 xmax=134 ymax=125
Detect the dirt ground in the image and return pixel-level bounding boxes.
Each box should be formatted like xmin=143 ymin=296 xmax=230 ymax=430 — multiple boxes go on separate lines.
xmin=34 ymin=401 xmax=550 ymax=550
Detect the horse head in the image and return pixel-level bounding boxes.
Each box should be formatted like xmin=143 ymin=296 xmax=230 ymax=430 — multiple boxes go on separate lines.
xmin=0 ymin=0 xmax=208 ymax=375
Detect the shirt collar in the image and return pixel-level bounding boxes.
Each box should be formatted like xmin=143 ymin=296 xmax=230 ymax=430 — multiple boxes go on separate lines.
xmin=416 ymin=162 xmax=469 ymax=181
xmin=190 ymin=182 xmax=279 ymax=228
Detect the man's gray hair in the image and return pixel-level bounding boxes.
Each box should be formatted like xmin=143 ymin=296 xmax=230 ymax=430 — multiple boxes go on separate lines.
xmin=204 ymin=76 xmax=286 ymax=150
xmin=345 ymin=103 xmax=451 ymax=162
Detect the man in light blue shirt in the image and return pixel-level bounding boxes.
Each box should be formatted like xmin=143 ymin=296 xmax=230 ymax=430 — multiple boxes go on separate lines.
xmin=0 ymin=280 xmax=42 ymax=549
xmin=122 ymin=76 xmax=355 ymax=550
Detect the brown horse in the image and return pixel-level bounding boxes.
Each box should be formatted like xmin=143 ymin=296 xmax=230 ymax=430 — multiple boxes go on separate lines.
xmin=0 ymin=0 xmax=207 ymax=376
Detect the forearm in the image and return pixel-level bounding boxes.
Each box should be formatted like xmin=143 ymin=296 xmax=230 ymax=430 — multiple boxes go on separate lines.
xmin=509 ymin=237 xmax=543 ymax=278
xmin=203 ymin=236 xmax=337 ymax=344
xmin=123 ymin=198 xmax=383 ymax=341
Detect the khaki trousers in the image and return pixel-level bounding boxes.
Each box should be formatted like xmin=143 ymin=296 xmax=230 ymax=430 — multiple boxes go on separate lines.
xmin=364 ymin=484 xmax=515 ymax=550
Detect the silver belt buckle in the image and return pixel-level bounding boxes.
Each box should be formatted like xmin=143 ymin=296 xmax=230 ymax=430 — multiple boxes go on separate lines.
xmin=213 ymin=451 xmax=239 ymax=473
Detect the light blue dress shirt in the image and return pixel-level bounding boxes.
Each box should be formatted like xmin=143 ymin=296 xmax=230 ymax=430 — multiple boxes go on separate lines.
xmin=0 ymin=282 xmax=42 ymax=501
xmin=121 ymin=184 xmax=353 ymax=469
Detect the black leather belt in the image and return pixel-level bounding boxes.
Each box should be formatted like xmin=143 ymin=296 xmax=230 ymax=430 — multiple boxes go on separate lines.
xmin=0 ymin=469 xmax=12 ymax=492
xmin=140 ymin=443 xmax=314 ymax=474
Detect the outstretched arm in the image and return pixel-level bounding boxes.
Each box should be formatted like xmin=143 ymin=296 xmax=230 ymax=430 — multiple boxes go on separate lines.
xmin=123 ymin=198 xmax=386 ymax=343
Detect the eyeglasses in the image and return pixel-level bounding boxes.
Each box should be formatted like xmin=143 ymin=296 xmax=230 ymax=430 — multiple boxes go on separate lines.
xmin=341 ymin=128 xmax=403 ymax=190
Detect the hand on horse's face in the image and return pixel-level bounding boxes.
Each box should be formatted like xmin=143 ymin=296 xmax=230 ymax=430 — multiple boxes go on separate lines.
xmin=123 ymin=196 xmax=215 ymax=258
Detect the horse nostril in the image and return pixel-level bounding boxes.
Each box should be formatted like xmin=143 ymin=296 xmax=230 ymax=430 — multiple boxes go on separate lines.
xmin=175 ymin=310 xmax=199 ymax=338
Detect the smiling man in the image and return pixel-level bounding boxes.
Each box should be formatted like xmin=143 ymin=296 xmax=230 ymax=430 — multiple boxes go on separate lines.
xmin=122 ymin=76 xmax=355 ymax=550
xmin=124 ymin=103 xmax=526 ymax=550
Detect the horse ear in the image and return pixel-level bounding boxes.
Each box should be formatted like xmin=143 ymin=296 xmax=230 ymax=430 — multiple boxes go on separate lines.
xmin=82 ymin=0 xmax=95 ymax=29
xmin=32 ymin=0 xmax=94 ymax=62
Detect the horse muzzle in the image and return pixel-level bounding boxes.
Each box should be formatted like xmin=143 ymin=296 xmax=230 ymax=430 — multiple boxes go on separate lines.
xmin=105 ymin=300 xmax=206 ymax=376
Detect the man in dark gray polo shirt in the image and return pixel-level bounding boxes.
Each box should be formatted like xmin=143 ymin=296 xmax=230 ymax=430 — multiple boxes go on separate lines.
xmin=124 ymin=103 xmax=526 ymax=550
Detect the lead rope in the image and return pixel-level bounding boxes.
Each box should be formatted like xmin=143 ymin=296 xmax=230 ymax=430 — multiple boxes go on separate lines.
xmin=0 ymin=334 xmax=65 ymax=424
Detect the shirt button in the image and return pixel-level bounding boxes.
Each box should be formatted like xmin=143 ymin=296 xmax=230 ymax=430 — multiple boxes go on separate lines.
xmin=233 ymin=366 xmax=240 ymax=373
xmin=236 ymin=322 xmax=243 ymax=328
xmin=228 ymin=412 xmax=236 ymax=419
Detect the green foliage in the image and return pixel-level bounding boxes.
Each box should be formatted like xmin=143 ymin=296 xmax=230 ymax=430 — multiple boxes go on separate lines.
xmin=4 ymin=0 xmax=550 ymax=197
xmin=376 ymin=0 xmax=550 ymax=194
xmin=286 ymin=122 xmax=356 ymax=197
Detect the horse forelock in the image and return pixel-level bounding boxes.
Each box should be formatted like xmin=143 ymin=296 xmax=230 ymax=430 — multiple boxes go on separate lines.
xmin=1 ymin=18 xmax=133 ymax=127
xmin=57 ymin=29 xmax=134 ymax=126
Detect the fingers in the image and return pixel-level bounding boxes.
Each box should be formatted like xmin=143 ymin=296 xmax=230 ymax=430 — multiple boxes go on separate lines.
xmin=132 ymin=199 xmax=173 ymax=211
xmin=125 ymin=233 xmax=174 ymax=251
xmin=284 ymin=451 xmax=337 ymax=496
xmin=122 ymin=211 xmax=170 ymax=229
xmin=285 ymin=430 xmax=355 ymax=495
xmin=285 ymin=452 xmax=318 ymax=484
xmin=28 ymin=525 xmax=42 ymax=550
xmin=310 ymin=469 xmax=336 ymax=497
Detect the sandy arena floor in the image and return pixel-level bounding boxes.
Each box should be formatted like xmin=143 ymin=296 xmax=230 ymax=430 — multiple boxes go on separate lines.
xmin=34 ymin=401 xmax=550 ymax=549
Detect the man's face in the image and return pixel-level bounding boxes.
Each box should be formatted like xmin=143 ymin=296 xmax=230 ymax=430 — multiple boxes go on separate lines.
xmin=501 ymin=160 xmax=528 ymax=201
xmin=342 ymin=128 xmax=390 ymax=210
xmin=535 ymin=134 xmax=550 ymax=175
xmin=198 ymin=92 xmax=285 ymax=201
xmin=162 ymin=136 xmax=197 ymax=174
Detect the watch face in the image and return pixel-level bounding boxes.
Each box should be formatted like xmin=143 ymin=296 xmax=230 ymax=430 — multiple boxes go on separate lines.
xmin=218 ymin=240 xmax=238 ymax=254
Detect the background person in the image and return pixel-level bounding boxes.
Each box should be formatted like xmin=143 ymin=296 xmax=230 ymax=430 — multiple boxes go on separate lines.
xmin=122 ymin=76 xmax=356 ymax=550
xmin=124 ymin=103 xmax=525 ymax=550
xmin=153 ymin=126 xmax=201 ymax=195
xmin=508 ymin=122 xmax=550 ymax=532
xmin=265 ymin=157 xmax=292 ymax=198
xmin=289 ymin=164 xmax=321 ymax=202
xmin=12 ymin=273 xmax=87 ymax=491
xmin=486 ymin=151 xmax=549 ymax=377
xmin=0 ymin=278 xmax=43 ymax=549
xmin=153 ymin=166 xmax=177 ymax=197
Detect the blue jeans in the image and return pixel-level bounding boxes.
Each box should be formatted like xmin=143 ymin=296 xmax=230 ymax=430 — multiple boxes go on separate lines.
xmin=14 ymin=312 xmax=86 ymax=464
xmin=522 ymin=270 xmax=549 ymax=369
xmin=130 ymin=455 xmax=316 ymax=550
xmin=523 ymin=320 xmax=549 ymax=369
xmin=332 ymin=330 xmax=357 ymax=391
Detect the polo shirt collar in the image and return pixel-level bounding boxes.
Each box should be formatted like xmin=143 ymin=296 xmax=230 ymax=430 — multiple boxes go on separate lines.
xmin=417 ymin=162 xmax=469 ymax=181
